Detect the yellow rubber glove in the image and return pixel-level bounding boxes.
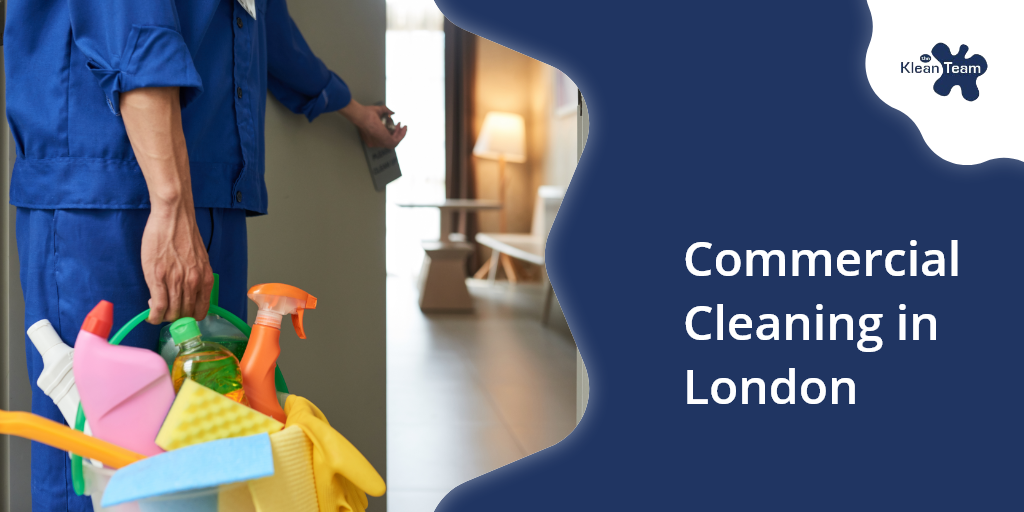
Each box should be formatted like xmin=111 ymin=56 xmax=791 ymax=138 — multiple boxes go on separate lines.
xmin=284 ymin=395 xmax=386 ymax=512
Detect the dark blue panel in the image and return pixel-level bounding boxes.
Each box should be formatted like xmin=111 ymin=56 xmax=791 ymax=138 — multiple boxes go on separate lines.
xmin=435 ymin=1 xmax=1023 ymax=509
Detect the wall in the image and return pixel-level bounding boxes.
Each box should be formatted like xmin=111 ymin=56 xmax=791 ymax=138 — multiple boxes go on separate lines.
xmin=473 ymin=38 xmax=578 ymax=247
xmin=2 ymin=46 xmax=33 ymax=512
xmin=1 ymin=48 xmax=9 ymax=512
xmin=249 ymin=0 xmax=388 ymax=510
xmin=473 ymin=38 xmax=542 ymax=235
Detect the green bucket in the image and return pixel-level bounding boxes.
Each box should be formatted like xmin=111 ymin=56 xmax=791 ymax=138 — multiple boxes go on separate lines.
xmin=71 ymin=299 xmax=289 ymax=495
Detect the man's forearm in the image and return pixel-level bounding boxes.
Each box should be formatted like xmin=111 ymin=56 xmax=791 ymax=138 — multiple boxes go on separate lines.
xmin=120 ymin=87 xmax=193 ymax=209
xmin=120 ymin=86 xmax=212 ymax=324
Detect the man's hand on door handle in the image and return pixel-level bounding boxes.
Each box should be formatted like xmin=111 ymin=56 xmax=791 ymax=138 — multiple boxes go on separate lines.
xmin=338 ymin=99 xmax=408 ymax=149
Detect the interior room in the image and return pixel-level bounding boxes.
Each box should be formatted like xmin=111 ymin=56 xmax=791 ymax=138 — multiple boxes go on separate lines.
xmin=384 ymin=1 xmax=581 ymax=510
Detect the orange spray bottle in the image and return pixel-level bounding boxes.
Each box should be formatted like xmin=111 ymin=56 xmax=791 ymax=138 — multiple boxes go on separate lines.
xmin=240 ymin=284 xmax=317 ymax=422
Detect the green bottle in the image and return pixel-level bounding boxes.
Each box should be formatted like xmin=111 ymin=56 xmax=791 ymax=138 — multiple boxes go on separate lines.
xmin=169 ymin=317 xmax=249 ymax=406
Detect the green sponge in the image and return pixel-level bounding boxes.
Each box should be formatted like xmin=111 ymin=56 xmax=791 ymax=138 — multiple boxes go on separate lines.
xmin=156 ymin=379 xmax=283 ymax=451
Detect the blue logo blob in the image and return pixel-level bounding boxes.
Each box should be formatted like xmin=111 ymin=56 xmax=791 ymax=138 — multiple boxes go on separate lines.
xmin=931 ymin=43 xmax=987 ymax=101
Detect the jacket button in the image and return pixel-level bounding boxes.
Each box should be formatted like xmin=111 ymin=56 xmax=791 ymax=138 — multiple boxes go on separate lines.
xmin=237 ymin=17 xmax=243 ymax=28
xmin=236 ymin=191 xmax=243 ymax=203
xmin=237 ymin=87 xmax=243 ymax=98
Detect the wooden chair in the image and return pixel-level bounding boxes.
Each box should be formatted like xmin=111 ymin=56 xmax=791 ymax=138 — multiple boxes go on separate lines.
xmin=474 ymin=186 xmax=564 ymax=323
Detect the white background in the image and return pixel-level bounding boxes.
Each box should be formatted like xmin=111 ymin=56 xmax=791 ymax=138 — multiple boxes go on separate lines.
xmin=865 ymin=0 xmax=1024 ymax=165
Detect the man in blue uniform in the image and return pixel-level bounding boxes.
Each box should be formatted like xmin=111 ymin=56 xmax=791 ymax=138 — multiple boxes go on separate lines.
xmin=5 ymin=0 xmax=406 ymax=509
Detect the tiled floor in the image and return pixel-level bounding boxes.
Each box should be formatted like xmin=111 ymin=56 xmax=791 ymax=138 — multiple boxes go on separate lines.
xmin=387 ymin=276 xmax=577 ymax=512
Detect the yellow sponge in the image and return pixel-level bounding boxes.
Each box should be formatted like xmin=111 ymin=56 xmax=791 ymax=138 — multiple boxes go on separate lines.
xmin=248 ymin=425 xmax=318 ymax=512
xmin=156 ymin=379 xmax=283 ymax=451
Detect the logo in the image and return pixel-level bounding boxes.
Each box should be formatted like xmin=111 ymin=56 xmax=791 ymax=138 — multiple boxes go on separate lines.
xmin=900 ymin=43 xmax=987 ymax=101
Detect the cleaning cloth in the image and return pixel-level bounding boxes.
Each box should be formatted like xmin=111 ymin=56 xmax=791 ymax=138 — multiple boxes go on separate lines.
xmin=102 ymin=434 xmax=275 ymax=507
xmin=283 ymin=395 xmax=386 ymax=512
xmin=218 ymin=483 xmax=257 ymax=512
xmin=248 ymin=425 xmax=319 ymax=512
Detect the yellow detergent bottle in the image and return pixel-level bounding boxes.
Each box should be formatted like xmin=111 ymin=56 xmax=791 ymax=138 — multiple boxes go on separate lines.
xmin=169 ymin=317 xmax=249 ymax=406
xmin=157 ymin=274 xmax=249 ymax=368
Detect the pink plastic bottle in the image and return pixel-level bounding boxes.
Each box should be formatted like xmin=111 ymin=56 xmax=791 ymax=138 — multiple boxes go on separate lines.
xmin=73 ymin=301 xmax=174 ymax=457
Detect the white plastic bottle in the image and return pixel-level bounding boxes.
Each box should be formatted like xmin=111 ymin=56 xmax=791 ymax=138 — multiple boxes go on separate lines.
xmin=27 ymin=319 xmax=89 ymax=433
xmin=28 ymin=319 xmax=100 ymax=466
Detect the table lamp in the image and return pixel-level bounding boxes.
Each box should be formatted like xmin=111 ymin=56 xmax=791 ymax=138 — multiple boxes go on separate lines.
xmin=473 ymin=111 xmax=526 ymax=232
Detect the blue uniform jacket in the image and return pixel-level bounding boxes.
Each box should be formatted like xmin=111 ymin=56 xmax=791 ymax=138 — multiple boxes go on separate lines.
xmin=4 ymin=0 xmax=352 ymax=215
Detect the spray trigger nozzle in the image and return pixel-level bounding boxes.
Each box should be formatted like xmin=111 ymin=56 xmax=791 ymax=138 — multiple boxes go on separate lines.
xmin=248 ymin=283 xmax=318 ymax=337
xmin=292 ymin=309 xmax=306 ymax=339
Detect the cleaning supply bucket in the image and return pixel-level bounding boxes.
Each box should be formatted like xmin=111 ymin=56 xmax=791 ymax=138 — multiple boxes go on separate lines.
xmin=70 ymin=303 xmax=289 ymax=496
xmin=135 ymin=484 xmax=244 ymax=512
xmin=83 ymin=464 xmax=141 ymax=512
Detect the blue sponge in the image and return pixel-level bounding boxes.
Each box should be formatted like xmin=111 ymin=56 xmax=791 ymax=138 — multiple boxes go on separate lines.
xmin=102 ymin=433 xmax=274 ymax=507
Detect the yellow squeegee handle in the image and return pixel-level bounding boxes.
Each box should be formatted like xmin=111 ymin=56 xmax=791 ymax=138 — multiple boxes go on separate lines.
xmin=0 ymin=410 xmax=144 ymax=468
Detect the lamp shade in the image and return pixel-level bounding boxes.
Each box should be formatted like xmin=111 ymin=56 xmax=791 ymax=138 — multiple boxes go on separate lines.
xmin=473 ymin=112 xmax=526 ymax=163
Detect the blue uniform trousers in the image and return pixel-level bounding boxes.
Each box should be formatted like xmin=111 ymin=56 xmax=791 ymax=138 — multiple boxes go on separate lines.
xmin=16 ymin=207 xmax=248 ymax=512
